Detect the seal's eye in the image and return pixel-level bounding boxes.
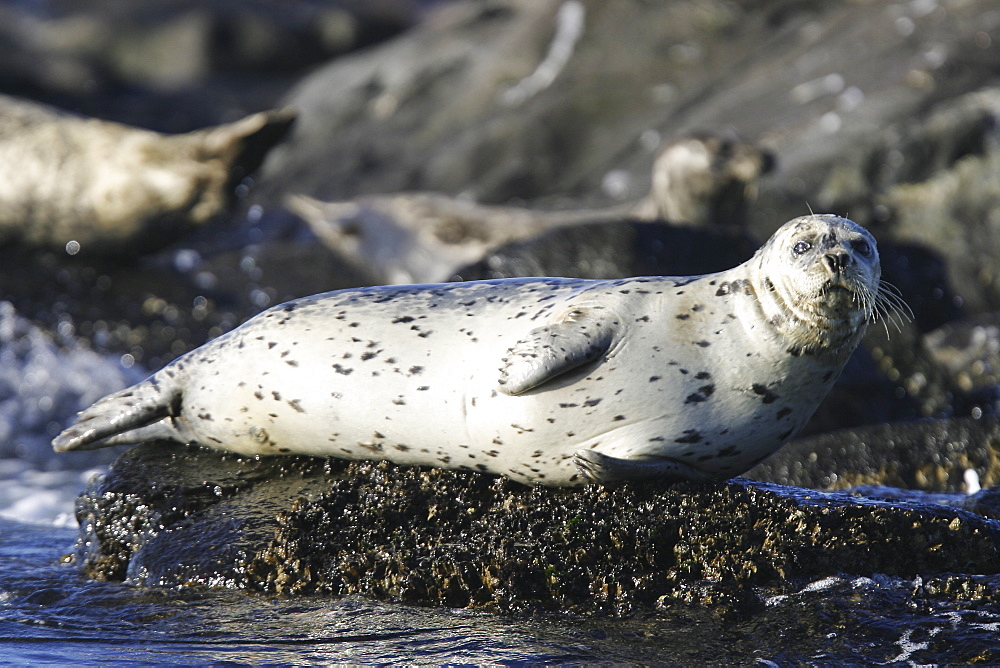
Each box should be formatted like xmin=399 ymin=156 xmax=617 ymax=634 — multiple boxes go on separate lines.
xmin=853 ymin=240 xmax=872 ymax=256
xmin=792 ymin=241 xmax=811 ymax=255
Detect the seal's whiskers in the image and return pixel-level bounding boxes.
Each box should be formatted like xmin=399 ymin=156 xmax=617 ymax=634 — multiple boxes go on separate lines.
xmin=871 ymin=280 xmax=912 ymax=337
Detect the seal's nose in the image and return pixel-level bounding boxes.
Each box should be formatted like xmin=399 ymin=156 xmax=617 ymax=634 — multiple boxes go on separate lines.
xmin=824 ymin=251 xmax=850 ymax=273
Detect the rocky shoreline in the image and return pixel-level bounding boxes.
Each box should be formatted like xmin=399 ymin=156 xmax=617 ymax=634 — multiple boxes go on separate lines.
xmin=72 ymin=425 xmax=1000 ymax=618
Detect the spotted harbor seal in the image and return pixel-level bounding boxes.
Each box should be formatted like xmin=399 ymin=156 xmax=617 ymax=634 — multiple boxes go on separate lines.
xmin=54 ymin=214 xmax=899 ymax=486
xmin=286 ymin=134 xmax=773 ymax=284
xmin=0 ymin=94 xmax=295 ymax=254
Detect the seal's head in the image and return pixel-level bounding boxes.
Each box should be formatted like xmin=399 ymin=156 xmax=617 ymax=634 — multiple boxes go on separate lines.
xmin=651 ymin=134 xmax=775 ymax=226
xmin=751 ymin=214 xmax=883 ymax=356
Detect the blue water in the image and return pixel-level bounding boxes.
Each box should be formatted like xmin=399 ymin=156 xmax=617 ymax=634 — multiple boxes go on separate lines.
xmin=0 ymin=519 xmax=676 ymax=665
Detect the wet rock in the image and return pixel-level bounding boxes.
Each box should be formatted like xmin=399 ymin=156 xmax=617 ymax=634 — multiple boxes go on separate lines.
xmin=73 ymin=444 xmax=345 ymax=583
xmin=0 ymin=233 xmax=374 ymax=370
xmin=74 ymin=442 xmax=1000 ymax=617
xmin=749 ymin=417 xmax=1000 ymax=494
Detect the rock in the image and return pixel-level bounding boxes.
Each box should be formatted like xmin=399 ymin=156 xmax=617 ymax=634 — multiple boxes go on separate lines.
xmin=748 ymin=416 xmax=1000 ymax=494
xmin=878 ymin=102 xmax=1000 ymax=314
xmin=923 ymin=315 xmax=1000 ymax=395
xmin=0 ymin=236 xmax=375 ymax=370
xmin=258 ymin=0 xmax=1000 ymax=235
xmin=72 ymin=442 xmax=1000 ymax=617
xmin=0 ymin=95 xmax=295 ymax=254
xmin=0 ymin=1 xmax=423 ymax=129
xmin=452 ymin=220 xmax=757 ymax=282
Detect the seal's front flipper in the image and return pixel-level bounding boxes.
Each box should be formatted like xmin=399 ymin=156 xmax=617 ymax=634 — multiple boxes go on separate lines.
xmin=498 ymin=307 xmax=618 ymax=395
xmin=574 ymin=449 xmax=713 ymax=483
xmin=52 ymin=376 xmax=182 ymax=452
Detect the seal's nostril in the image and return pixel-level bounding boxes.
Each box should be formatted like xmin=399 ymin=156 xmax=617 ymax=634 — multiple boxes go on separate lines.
xmin=825 ymin=252 xmax=849 ymax=272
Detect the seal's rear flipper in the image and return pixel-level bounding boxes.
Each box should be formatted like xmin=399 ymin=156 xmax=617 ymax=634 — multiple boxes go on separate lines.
xmin=574 ymin=449 xmax=713 ymax=483
xmin=52 ymin=377 xmax=182 ymax=452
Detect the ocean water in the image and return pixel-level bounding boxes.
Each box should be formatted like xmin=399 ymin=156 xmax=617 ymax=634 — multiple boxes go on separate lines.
xmin=0 ymin=519 xmax=632 ymax=665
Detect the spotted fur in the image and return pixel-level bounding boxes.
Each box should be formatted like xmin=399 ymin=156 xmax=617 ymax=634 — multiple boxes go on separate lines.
xmin=54 ymin=215 xmax=885 ymax=487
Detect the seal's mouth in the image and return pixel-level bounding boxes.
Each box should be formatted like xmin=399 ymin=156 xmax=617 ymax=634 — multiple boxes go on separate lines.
xmin=817 ymin=280 xmax=861 ymax=311
xmin=821 ymin=283 xmax=854 ymax=296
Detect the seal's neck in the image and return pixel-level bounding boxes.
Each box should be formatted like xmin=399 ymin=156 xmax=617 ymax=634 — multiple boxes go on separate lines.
xmin=747 ymin=266 xmax=869 ymax=358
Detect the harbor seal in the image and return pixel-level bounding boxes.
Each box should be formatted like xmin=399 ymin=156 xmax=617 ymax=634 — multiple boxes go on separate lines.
xmin=286 ymin=134 xmax=773 ymax=284
xmin=0 ymin=94 xmax=295 ymax=254
xmin=53 ymin=214 xmax=891 ymax=486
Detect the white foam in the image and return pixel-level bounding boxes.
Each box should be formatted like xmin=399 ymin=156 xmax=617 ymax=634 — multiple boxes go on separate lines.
xmin=0 ymin=301 xmax=143 ymax=524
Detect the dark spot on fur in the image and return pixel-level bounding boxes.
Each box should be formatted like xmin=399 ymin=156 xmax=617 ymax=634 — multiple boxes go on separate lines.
xmin=674 ymin=430 xmax=703 ymax=444
xmin=333 ymin=364 xmax=353 ymax=376
xmin=694 ymin=341 xmax=710 ymax=347
xmin=583 ymin=398 xmax=602 ymax=407
xmin=685 ymin=384 xmax=715 ymax=404
xmin=752 ymin=383 xmax=779 ymax=403
xmin=776 ymin=407 xmax=792 ymax=419
xmin=392 ymin=315 xmax=415 ymax=324
xmin=613 ymin=415 xmax=626 ymax=421
xmin=288 ymin=399 xmax=305 ymax=413
xmin=649 ymin=376 xmax=661 ymax=382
